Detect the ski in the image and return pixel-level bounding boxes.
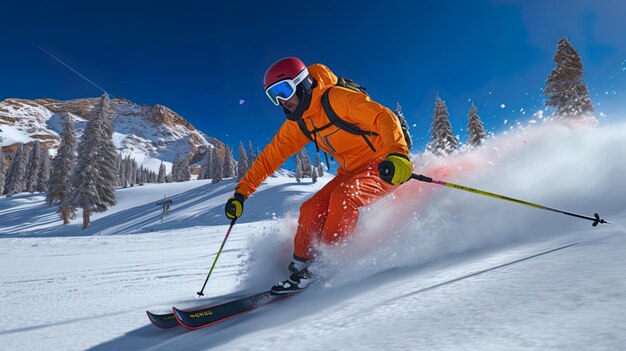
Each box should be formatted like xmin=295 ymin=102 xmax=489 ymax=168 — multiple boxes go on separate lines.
xmin=172 ymin=290 xmax=290 ymax=330
xmin=146 ymin=310 xmax=179 ymax=329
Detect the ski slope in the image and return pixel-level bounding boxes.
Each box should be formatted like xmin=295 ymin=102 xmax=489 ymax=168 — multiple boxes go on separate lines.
xmin=1 ymin=121 xmax=625 ymax=350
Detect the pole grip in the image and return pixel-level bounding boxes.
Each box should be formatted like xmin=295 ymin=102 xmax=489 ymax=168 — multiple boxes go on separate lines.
xmin=378 ymin=160 xmax=395 ymax=184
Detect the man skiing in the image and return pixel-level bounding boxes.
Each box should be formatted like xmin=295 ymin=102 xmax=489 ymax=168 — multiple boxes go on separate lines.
xmin=225 ymin=57 xmax=413 ymax=294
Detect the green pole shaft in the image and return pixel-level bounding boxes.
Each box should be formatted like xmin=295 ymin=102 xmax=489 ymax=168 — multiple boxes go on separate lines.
xmin=197 ymin=219 xmax=237 ymax=297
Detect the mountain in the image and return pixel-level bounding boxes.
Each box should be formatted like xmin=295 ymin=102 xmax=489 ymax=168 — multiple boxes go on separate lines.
xmin=0 ymin=97 xmax=225 ymax=171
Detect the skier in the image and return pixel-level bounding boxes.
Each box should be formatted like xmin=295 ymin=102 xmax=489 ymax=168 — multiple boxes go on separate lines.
xmin=225 ymin=57 xmax=413 ymax=294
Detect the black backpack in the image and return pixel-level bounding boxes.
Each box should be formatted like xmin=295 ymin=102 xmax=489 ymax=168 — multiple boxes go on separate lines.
xmin=297 ymin=78 xmax=413 ymax=170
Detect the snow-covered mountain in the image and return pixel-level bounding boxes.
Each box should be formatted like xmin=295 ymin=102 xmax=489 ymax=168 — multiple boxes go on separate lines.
xmin=0 ymin=97 xmax=225 ymax=171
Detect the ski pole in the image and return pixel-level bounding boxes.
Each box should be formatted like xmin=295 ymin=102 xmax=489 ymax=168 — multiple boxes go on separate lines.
xmin=408 ymin=173 xmax=609 ymax=227
xmin=197 ymin=218 xmax=237 ymax=297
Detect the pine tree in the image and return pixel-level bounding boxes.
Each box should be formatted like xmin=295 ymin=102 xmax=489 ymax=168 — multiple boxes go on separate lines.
xmin=96 ymin=94 xmax=119 ymax=203
xmin=5 ymin=143 xmax=28 ymax=195
xmin=211 ymin=147 xmax=223 ymax=184
xmin=0 ymin=149 xmax=6 ymax=195
xmin=395 ymin=102 xmax=413 ymax=149
xmin=201 ymin=148 xmax=213 ymax=179
xmin=428 ymin=96 xmax=457 ymax=155
xmin=179 ymin=155 xmax=191 ymax=181
xmin=222 ymin=146 xmax=235 ymax=178
xmin=544 ymin=37 xmax=594 ymax=119
xmin=157 ymin=162 xmax=166 ymax=183
xmin=295 ymin=152 xmax=303 ymax=183
xmin=237 ymin=141 xmax=248 ymax=180
xmin=47 ymin=113 xmax=78 ymax=223
xmin=467 ymin=103 xmax=486 ymax=147
xmin=70 ymin=93 xmax=117 ymax=229
xmin=37 ymin=147 xmax=51 ymax=193
xmin=315 ymin=153 xmax=324 ymax=177
xmin=247 ymin=140 xmax=255 ymax=168
xmin=25 ymin=141 xmax=42 ymax=193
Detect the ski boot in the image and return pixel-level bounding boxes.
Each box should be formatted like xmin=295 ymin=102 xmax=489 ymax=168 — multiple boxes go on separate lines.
xmin=271 ymin=256 xmax=314 ymax=295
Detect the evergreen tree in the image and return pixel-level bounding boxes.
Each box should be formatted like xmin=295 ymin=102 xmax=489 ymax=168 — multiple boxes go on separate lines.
xmin=237 ymin=141 xmax=248 ymax=180
xmin=315 ymin=152 xmax=324 ymax=177
xmin=37 ymin=147 xmax=51 ymax=193
xmin=96 ymin=94 xmax=119 ymax=202
xmin=5 ymin=143 xmax=28 ymax=195
xmin=0 ymin=149 xmax=5 ymax=195
xmin=211 ymin=147 xmax=223 ymax=184
xmin=247 ymin=140 xmax=255 ymax=168
xmin=544 ymin=37 xmax=593 ymax=119
xmin=171 ymin=155 xmax=181 ymax=182
xmin=222 ymin=146 xmax=235 ymax=178
xmin=201 ymin=148 xmax=213 ymax=179
xmin=295 ymin=152 xmax=303 ymax=183
xmin=70 ymin=93 xmax=117 ymax=229
xmin=311 ymin=164 xmax=318 ymax=183
xmin=428 ymin=96 xmax=457 ymax=155
xmin=47 ymin=113 xmax=78 ymax=223
xmin=157 ymin=162 xmax=166 ymax=183
xmin=467 ymin=103 xmax=486 ymax=147
xmin=178 ymin=155 xmax=191 ymax=181
xmin=395 ymin=102 xmax=413 ymax=149
xmin=25 ymin=141 xmax=42 ymax=193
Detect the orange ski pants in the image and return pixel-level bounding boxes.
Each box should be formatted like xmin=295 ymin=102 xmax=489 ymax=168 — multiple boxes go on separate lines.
xmin=293 ymin=161 xmax=395 ymax=260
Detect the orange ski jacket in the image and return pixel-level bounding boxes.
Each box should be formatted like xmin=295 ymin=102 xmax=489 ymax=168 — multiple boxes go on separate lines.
xmin=236 ymin=64 xmax=409 ymax=198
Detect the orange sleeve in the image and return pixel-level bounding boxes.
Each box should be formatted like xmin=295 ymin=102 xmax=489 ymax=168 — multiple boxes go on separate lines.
xmin=236 ymin=120 xmax=310 ymax=198
xmin=328 ymin=88 xmax=408 ymax=157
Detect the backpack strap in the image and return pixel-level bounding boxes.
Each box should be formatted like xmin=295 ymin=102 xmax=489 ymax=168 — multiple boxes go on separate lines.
xmin=297 ymin=118 xmax=333 ymax=172
xmin=321 ymin=88 xmax=378 ymax=152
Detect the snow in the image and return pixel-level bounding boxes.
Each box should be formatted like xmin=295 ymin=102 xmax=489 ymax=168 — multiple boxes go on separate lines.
xmin=1 ymin=121 xmax=626 ymax=350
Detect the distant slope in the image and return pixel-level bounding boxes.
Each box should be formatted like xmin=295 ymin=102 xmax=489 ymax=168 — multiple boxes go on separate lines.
xmin=0 ymin=97 xmax=227 ymax=171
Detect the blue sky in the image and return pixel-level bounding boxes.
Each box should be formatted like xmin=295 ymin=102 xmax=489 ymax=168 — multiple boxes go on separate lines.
xmin=2 ymin=1 xmax=625 ymax=164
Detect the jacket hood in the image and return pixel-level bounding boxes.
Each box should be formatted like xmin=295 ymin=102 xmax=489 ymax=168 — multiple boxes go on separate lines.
xmin=308 ymin=64 xmax=338 ymax=93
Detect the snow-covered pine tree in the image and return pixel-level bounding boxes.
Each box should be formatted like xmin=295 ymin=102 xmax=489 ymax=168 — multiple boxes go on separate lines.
xmin=0 ymin=148 xmax=6 ymax=195
xmin=47 ymin=113 xmax=77 ymax=223
xmin=37 ymin=147 xmax=51 ymax=193
xmin=117 ymin=154 xmax=125 ymax=187
xmin=25 ymin=141 xmax=42 ymax=193
xmin=201 ymin=148 xmax=213 ymax=179
xmin=311 ymin=164 xmax=318 ymax=183
xmin=467 ymin=103 xmax=486 ymax=147
xmin=95 ymin=94 xmax=118 ymax=203
xmin=171 ymin=155 xmax=181 ymax=182
xmin=544 ymin=37 xmax=593 ymax=119
xmin=315 ymin=152 xmax=324 ymax=177
xmin=395 ymin=102 xmax=413 ymax=149
xmin=70 ymin=93 xmax=117 ymax=229
xmin=295 ymin=152 xmax=303 ymax=183
xmin=222 ymin=146 xmax=235 ymax=178
xmin=211 ymin=147 xmax=223 ymax=184
xmin=247 ymin=140 xmax=255 ymax=168
xmin=157 ymin=162 xmax=166 ymax=183
xmin=237 ymin=141 xmax=248 ymax=180
xmin=299 ymin=148 xmax=313 ymax=179
xmin=428 ymin=96 xmax=457 ymax=155
xmin=5 ymin=143 xmax=28 ymax=195
xmin=178 ymin=155 xmax=191 ymax=182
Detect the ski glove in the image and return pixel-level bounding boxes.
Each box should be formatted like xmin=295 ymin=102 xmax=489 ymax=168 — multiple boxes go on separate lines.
xmin=225 ymin=193 xmax=245 ymax=220
xmin=378 ymin=154 xmax=413 ymax=185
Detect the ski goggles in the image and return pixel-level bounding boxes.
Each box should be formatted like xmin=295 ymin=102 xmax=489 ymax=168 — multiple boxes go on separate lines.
xmin=265 ymin=68 xmax=310 ymax=106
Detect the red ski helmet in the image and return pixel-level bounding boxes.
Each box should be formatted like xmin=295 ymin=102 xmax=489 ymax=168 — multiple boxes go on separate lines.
xmin=264 ymin=57 xmax=307 ymax=90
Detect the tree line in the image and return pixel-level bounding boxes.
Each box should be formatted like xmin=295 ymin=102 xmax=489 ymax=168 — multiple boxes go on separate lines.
xmin=426 ymin=37 xmax=592 ymax=156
